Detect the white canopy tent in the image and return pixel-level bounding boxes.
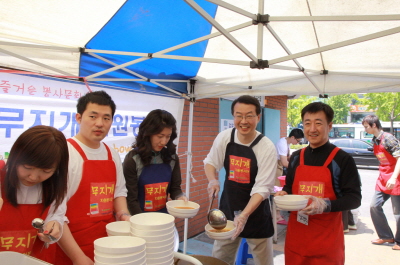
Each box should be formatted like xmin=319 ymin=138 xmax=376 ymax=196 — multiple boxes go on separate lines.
xmin=1 ymin=0 xmax=400 ymax=254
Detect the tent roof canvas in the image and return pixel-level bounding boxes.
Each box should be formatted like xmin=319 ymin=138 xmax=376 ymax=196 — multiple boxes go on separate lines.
xmin=1 ymin=0 xmax=400 ymax=99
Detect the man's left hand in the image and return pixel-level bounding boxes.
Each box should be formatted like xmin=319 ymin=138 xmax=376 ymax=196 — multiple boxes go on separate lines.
xmin=231 ymin=212 xmax=249 ymax=240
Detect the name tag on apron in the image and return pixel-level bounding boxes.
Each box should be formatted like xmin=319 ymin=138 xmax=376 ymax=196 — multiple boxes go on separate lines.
xmin=297 ymin=212 xmax=309 ymax=225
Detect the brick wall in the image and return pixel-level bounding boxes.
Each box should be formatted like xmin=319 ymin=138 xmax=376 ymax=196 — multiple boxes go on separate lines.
xmin=265 ymin=96 xmax=288 ymax=137
xmin=176 ymin=98 xmax=220 ymax=241
xmin=175 ymin=96 xmax=288 ymax=241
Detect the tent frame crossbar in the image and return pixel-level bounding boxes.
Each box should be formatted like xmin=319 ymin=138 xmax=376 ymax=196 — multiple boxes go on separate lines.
xmin=270 ymin=14 xmax=400 ymax=22
xmin=85 ymin=21 xmax=253 ymax=79
xmin=184 ymin=0 xmax=258 ymax=63
xmin=269 ymin=26 xmax=400 ymax=65
xmin=0 ymin=47 xmax=74 ymax=76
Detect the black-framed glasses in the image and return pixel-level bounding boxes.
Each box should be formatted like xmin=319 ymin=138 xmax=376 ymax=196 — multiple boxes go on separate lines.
xmin=296 ymin=138 xmax=302 ymax=143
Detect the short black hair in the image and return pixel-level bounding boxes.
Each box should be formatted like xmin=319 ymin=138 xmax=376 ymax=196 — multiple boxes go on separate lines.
xmin=301 ymin=102 xmax=334 ymax=124
xmin=362 ymin=115 xmax=382 ymax=130
xmin=289 ymin=128 xmax=304 ymax=138
xmin=231 ymin=95 xmax=261 ymax=115
xmin=77 ymin=90 xmax=116 ymax=117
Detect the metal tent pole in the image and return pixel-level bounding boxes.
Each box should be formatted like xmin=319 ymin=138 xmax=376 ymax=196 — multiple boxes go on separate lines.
xmin=183 ymin=98 xmax=195 ymax=254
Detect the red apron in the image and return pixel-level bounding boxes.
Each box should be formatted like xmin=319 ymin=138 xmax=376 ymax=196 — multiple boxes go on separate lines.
xmin=374 ymin=133 xmax=400 ymax=195
xmin=0 ymin=161 xmax=54 ymax=263
xmin=54 ymin=139 xmax=116 ymax=265
xmin=285 ymin=147 xmax=344 ymax=265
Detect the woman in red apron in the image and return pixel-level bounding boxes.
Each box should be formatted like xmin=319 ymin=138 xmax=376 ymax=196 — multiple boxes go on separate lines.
xmin=0 ymin=125 xmax=69 ymax=264
xmin=123 ymin=109 xmax=187 ymax=215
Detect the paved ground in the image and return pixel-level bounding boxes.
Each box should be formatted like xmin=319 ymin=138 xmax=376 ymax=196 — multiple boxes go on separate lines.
xmin=179 ymin=168 xmax=399 ymax=264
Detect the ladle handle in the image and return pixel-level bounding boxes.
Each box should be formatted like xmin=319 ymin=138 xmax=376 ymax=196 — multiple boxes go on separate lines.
xmin=207 ymin=192 xmax=215 ymax=214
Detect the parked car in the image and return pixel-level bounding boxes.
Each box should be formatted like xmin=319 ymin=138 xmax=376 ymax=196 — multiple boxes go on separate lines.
xmin=329 ymin=138 xmax=379 ymax=168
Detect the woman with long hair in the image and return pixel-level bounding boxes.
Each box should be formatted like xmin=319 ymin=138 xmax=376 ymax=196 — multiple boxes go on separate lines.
xmin=123 ymin=109 xmax=187 ymax=214
xmin=0 ymin=125 xmax=68 ymax=260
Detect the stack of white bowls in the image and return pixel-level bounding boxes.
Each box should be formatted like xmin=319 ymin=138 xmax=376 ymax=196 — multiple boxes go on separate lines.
xmin=93 ymin=236 xmax=147 ymax=265
xmin=130 ymin=212 xmax=175 ymax=265
xmin=205 ymin=220 xmax=236 ymax=240
xmin=106 ymin=220 xmax=131 ymax=236
xmin=166 ymin=200 xmax=200 ymax=218
xmin=274 ymin=194 xmax=308 ymax=211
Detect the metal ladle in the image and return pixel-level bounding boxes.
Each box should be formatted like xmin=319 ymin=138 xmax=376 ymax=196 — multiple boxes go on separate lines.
xmin=207 ymin=192 xmax=227 ymax=230
xmin=32 ymin=218 xmax=55 ymax=249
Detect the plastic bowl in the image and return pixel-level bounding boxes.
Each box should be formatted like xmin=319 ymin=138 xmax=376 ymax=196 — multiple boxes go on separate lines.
xmin=274 ymin=195 xmax=308 ymax=210
xmin=94 ymin=249 xmax=145 ymax=263
xmin=94 ymin=236 xmax=146 ymax=255
xmin=166 ymin=200 xmax=200 ymax=218
xmin=146 ymin=241 xmax=175 ymax=254
xmin=132 ymin=229 xmax=174 ymax=242
xmin=146 ymin=253 xmax=174 ymax=264
xmin=146 ymin=237 xmax=174 ymax=248
xmin=106 ymin=221 xmax=131 ymax=236
xmin=130 ymin=212 xmax=175 ymax=230
xmin=95 ymin=254 xmax=146 ymax=265
xmin=205 ymin=220 xmax=236 ymax=240
xmin=146 ymin=247 xmax=174 ymax=259
xmin=130 ymin=224 xmax=174 ymax=237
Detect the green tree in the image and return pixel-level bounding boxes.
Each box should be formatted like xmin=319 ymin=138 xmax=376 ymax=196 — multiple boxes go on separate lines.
xmin=287 ymin=95 xmax=316 ymax=128
xmin=361 ymin=92 xmax=400 ymax=134
xmin=324 ymin=94 xmax=358 ymax=124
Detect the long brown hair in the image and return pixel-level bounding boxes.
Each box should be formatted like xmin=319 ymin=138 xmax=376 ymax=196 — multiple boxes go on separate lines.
xmin=133 ymin=109 xmax=177 ymax=166
xmin=4 ymin=125 xmax=69 ymax=212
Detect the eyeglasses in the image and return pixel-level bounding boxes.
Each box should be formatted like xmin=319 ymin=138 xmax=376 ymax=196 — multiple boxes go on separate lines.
xmin=295 ymin=138 xmax=302 ymax=143
xmin=233 ymin=115 xmax=257 ymax=121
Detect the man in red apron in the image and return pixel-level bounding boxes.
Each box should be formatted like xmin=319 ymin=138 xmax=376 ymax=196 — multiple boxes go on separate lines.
xmin=204 ymin=96 xmax=277 ymax=265
xmin=276 ymin=102 xmax=361 ymax=265
xmin=362 ymin=115 xmax=400 ymax=250
xmin=54 ymin=91 xmax=131 ymax=264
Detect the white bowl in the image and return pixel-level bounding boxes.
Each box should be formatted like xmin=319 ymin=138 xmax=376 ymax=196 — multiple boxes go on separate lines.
xmin=147 ymin=257 xmax=174 ymax=265
xmin=166 ymin=200 xmax=200 ymax=218
xmin=205 ymin=220 xmax=236 ymax=240
xmin=146 ymin=247 xmax=174 ymax=259
xmin=95 ymin=254 xmax=146 ymax=265
xmin=94 ymin=236 xmax=146 ymax=255
xmin=130 ymin=225 xmax=174 ymax=237
xmin=94 ymin=249 xmax=145 ymax=263
xmin=274 ymin=195 xmax=308 ymax=211
xmin=146 ymin=252 xmax=174 ymax=264
xmin=132 ymin=229 xmax=174 ymax=242
xmin=146 ymin=241 xmax=175 ymax=253
xmin=274 ymin=195 xmax=307 ymax=203
xmin=106 ymin=221 xmax=131 ymax=236
xmin=146 ymin=237 xmax=174 ymax=248
xmin=130 ymin=212 xmax=175 ymax=230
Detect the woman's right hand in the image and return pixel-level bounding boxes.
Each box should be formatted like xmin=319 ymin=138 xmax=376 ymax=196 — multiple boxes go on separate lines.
xmin=72 ymin=255 xmax=94 ymax=265
xmin=0 ymin=198 xmax=3 ymax=211
xmin=274 ymin=191 xmax=288 ymax=196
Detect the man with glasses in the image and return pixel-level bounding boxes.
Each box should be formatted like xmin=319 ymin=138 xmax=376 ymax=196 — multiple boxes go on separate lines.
xmin=204 ymin=95 xmax=277 ymax=265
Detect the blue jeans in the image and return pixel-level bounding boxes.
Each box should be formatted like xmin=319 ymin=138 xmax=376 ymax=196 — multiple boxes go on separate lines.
xmin=370 ymin=190 xmax=400 ymax=244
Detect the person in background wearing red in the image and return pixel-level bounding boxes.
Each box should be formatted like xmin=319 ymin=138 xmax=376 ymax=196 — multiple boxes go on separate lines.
xmin=362 ymin=114 xmax=400 ymax=250
xmin=54 ymin=91 xmax=131 ymax=265
xmin=0 ymin=125 xmax=68 ymax=263
xmin=276 ymin=102 xmax=361 ymax=265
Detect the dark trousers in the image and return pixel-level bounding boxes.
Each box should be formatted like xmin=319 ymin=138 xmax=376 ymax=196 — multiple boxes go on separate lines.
xmin=342 ymin=209 xmax=355 ymax=230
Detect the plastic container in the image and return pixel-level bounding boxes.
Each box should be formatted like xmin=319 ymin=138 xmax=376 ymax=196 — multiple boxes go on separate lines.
xmin=278 ymin=176 xmax=286 ymax=186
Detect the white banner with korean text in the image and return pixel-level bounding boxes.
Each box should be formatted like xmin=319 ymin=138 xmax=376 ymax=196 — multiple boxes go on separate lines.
xmin=0 ymin=72 xmax=185 ymax=161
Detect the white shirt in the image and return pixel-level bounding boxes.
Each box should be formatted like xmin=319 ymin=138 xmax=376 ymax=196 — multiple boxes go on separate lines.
xmin=203 ymin=128 xmax=277 ymax=200
xmin=276 ymin=137 xmax=290 ymax=161
xmin=48 ymin=137 xmax=127 ymax=225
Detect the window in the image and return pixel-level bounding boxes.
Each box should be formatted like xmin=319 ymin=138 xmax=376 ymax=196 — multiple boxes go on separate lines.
xmin=333 ymin=140 xmax=351 ymax=148
xmin=353 ymin=141 xmax=369 ymax=149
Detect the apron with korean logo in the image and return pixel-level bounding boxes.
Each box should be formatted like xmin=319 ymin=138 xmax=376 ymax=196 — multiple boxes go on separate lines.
xmin=220 ymin=128 xmax=273 ymax=238
xmin=285 ymin=147 xmax=344 ymax=265
xmin=54 ymin=138 xmax=116 ymax=264
xmin=0 ymin=161 xmax=52 ymax=261
xmin=138 ymin=161 xmax=171 ymax=213
xmin=374 ymin=133 xmax=400 ymax=195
